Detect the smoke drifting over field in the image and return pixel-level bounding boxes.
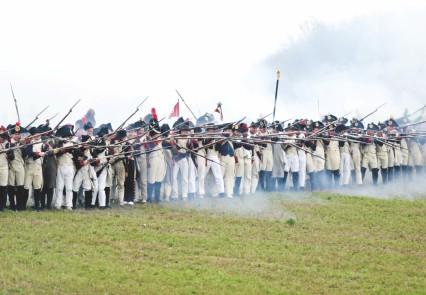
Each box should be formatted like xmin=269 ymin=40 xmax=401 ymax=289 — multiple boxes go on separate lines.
xmin=261 ymin=11 xmax=426 ymax=122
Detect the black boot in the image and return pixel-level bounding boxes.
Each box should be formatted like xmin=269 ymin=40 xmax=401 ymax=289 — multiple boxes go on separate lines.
xmin=234 ymin=177 xmax=242 ymax=196
xmin=283 ymin=172 xmax=288 ymax=190
xmin=18 ymin=187 xmax=28 ymax=211
xmin=394 ymin=166 xmax=401 ymax=180
xmin=372 ymin=168 xmax=379 ymax=185
xmin=154 ymin=182 xmax=162 ymax=203
xmin=7 ymin=185 xmax=16 ymax=211
xmin=333 ymin=170 xmax=340 ymax=188
xmin=33 ymin=189 xmax=42 ymax=211
xmin=381 ymin=168 xmax=388 ymax=184
xmin=258 ymin=171 xmax=265 ymax=192
xmin=147 ymin=183 xmax=154 ymax=203
xmin=361 ymin=167 xmax=367 ymax=181
xmin=46 ymin=188 xmax=54 ymax=209
xmin=308 ymin=172 xmax=316 ymax=191
xmin=72 ymin=191 xmax=78 ymax=209
xmin=278 ymin=177 xmax=285 ymax=192
xmin=292 ymin=172 xmax=299 ymax=191
xmin=0 ymin=186 xmax=7 ymax=211
xmin=84 ymin=191 xmax=92 ymax=209
xmin=265 ymin=171 xmax=273 ymax=192
xmin=105 ymin=187 xmax=111 ymax=208
xmin=387 ymin=167 xmax=394 ymax=183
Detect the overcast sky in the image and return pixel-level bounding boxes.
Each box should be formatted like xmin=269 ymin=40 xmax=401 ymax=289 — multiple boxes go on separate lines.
xmin=1 ymin=0 xmax=425 ymax=127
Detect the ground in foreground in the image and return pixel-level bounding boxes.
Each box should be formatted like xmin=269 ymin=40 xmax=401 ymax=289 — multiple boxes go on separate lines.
xmin=0 ymin=193 xmax=425 ymax=294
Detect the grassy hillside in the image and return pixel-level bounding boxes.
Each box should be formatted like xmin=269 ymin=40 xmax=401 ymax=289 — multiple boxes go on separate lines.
xmin=0 ymin=193 xmax=425 ymax=294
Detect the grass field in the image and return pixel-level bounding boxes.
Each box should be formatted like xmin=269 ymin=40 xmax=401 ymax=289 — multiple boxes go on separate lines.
xmin=0 ymin=193 xmax=425 ymax=294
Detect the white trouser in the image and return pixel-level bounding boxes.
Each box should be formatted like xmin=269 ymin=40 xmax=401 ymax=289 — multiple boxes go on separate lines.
xmin=188 ymin=157 xmax=197 ymax=194
xmin=55 ymin=165 xmax=74 ymax=209
xmin=93 ymin=168 xmax=107 ymax=206
xmin=197 ymin=155 xmax=206 ymax=196
xmin=242 ymin=157 xmax=252 ymax=195
xmin=251 ymin=155 xmax=260 ymax=194
xmin=221 ymin=155 xmax=235 ymax=198
xmin=298 ymin=151 xmax=306 ymax=188
xmin=205 ymin=154 xmax=224 ymax=195
xmin=172 ymin=157 xmax=189 ymax=199
xmin=73 ymin=165 xmax=98 ymax=192
xmin=340 ymin=152 xmax=352 ymax=185
xmin=137 ymin=156 xmax=148 ymax=202
xmin=286 ymin=154 xmax=299 ymax=172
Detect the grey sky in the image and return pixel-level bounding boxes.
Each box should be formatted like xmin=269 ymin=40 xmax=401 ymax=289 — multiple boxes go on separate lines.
xmin=1 ymin=0 xmax=425 ymax=127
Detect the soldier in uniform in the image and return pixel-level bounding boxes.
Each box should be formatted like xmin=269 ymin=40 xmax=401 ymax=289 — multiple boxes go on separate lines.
xmin=218 ymin=124 xmax=235 ymax=198
xmin=407 ymin=128 xmax=423 ymax=176
xmin=271 ymin=122 xmax=287 ymax=191
xmin=170 ymin=118 xmax=190 ymax=201
xmin=400 ymin=132 xmax=410 ymax=180
xmin=249 ymin=122 xmax=261 ymax=194
xmin=376 ymin=125 xmax=389 ymax=184
xmin=91 ymin=125 xmax=110 ymax=209
xmin=233 ymin=123 xmax=253 ymax=195
xmin=109 ymin=129 xmax=128 ymax=206
xmin=336 ymin=124 xmax=351 ymax=187
xmin=349 ymin=119 xmax=363 ymax=186
xmin=160 ymin=123 xmax=173 ymax=201
xmin=146 ymin=118 xmax=166 ymax=202
xmin=0 ymin=127 xmax=10 ymax=211
xmin=54 ymin=125 xmax=76 ymax=210
xmin=323 ymin=115 xmax=341 ymax=188
xmin=202 ymin=124 xmax=225 ymax=198
xmin=361 ymin=123 xmax=380 ymax=185
xmin=283 ymin=123 xmax=299 ymax=191
xmin=258 ymin=119 xmax=273 ymax=191
xmin=39 ymin=123 xmax=57 ymax=209
xmin=24 ymin=127 xmax=46 ymax=211
xmin=8 ymin=123 xmax=27 ymax=211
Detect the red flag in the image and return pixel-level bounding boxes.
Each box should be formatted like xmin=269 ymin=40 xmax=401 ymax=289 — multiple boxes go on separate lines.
xmin=169 ymin=101 xmax=180 ymax=118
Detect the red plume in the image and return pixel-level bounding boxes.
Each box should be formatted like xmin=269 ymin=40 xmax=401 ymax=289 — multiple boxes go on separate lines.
xmin=151 ymin=108 xmax=158 ymax=121
xmin=16 ymin=122 xmax=20 ymax=126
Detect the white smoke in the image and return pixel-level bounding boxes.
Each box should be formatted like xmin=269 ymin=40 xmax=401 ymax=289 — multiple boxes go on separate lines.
xmin=259 ymin=10 xmax=426 ymax=122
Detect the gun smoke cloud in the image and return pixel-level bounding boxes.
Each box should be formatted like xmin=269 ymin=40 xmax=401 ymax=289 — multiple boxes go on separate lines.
xmin=260 ymin=10 xmax=426 ymax=121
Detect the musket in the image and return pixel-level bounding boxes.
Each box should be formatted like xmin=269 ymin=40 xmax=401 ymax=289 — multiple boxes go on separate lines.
xmin=53 ymin=99 xmax=82 ymax=131
xmin=400 ymin=119 xmax=426 ymax=129
xmin=406 ymin=104 xmax=426 ymax=118
xmin=25 ymin=105 xmax=49 ymax=129
xmin=114 ymin=96 xmax=149 ymax=132
xmin=359 ymin=103 xmax=386 ymax=122
xmin=175 ymin=89 xmax=197 ymax=121
xmin=10 ymin=83 xmax=21 ymax=123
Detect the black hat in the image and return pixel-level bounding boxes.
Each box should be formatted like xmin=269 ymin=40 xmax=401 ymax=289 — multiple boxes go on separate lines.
xmin=194 ymin=127 xmax=203 ymax=134
xmin=367 ymin=123 xmax=379 ymax=131
xmin=173 ymin=117 xmax=185 ymax=129
xmin=323 ymin=114 xmax=337 ymax=123
xmin=312 ymin=121 xmax=325 ymax=129
xmin=378 ymin=122 xmax=387 ymax=131
xmin=385 ymin=118 xmax=398 ymax=128
xmin=8 ymin=122 xmax=27 ymax=135
xmin=83 ymin=122 xmax=94 ymax=130
xmin=180 ymin=120 xmax=194 ymax=131
xmin=56 ymin=125 xmax=74 ymax=138
xmin=149 ymin=119 xmax=161 ymax=134
xmin=272 ymin=121 xmax=283 ymax=132
xmin=81 ymin=135 xmax=91 ymax=142
xmin=335 ymin=124 xmax=349 ymax=134
xmin=0 ymin=126 xmax=10 ymax=140
xmin=350 ymin=119 xmax=364 ymax=129
xmin=204 ymin=123 xmax=216 ymax=130
xmin=116 ymin=129 xmax=127 ymax=139
xmin=249 ymin=122 xmax=257 ymax=128
xmin=258 ymin=119 xmax=268 ymax=129
xmin=29 ymin=127 xmax=40 ymax=136
xmin=94 ymin=123 xmax=113 ymax=137
xmin=337 ymin=117 xmax=348 ymax=125
xmin=37 ymin=123 xmax=52 ymax=134
xmin=160 ymin=123 xmax=171 ymax=137
xmin=239 ymin=123 xmax=249 ymax=133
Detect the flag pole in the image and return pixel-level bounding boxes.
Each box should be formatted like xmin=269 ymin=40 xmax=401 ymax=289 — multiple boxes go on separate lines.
xmin=272 ymin=70 xmax=280 ymax=122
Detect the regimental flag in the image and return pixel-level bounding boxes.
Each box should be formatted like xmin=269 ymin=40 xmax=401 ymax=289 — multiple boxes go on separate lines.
xmin=169 ymin=100 xmax=180 ymax=118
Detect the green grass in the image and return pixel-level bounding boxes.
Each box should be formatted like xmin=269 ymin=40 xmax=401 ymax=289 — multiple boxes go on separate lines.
xmin=0 ymin=193 xmax=425 ymax=294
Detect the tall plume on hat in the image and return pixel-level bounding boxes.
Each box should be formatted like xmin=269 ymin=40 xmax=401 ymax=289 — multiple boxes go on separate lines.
xmin=214 ymin=102 xmax=223 ymax=121
xmin=151 ymin=108 xmax=158 ymax=121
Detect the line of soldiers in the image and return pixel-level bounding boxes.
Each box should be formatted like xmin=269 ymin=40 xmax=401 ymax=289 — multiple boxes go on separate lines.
xmin=0 ymin=112 xmax=425 ymax=212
